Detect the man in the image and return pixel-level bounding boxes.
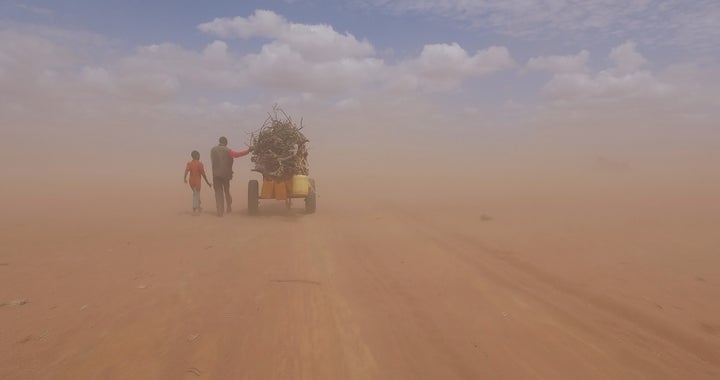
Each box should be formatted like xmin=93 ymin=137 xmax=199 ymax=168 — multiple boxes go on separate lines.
xmin=210 ymin=136 xmax=252 ymax=217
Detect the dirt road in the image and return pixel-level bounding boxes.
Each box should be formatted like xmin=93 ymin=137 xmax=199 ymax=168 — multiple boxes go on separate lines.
xmin=1 ymin=183 xmax=720 ymax=379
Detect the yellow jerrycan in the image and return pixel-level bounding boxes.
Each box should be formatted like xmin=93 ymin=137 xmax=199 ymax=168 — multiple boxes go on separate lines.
xmin=291 ymin=175 xmax=310 ymax=197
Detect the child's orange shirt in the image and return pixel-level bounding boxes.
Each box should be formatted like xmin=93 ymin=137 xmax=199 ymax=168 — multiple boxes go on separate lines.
xmin=186 ymin=160 xmax=206 ymax=189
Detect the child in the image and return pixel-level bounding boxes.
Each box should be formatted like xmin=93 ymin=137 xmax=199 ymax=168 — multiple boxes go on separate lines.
xmin=184 ymin=150 xmax=212 ymax=213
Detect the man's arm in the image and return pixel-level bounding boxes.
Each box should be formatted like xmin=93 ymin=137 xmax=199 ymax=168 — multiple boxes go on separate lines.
xmin=184 ymin=168 xmax=189 ymax=183
xmin=228 ymin=147 xmax=253 ymax=158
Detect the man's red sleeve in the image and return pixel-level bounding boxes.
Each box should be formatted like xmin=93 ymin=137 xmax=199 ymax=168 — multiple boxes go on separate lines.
xmin=228 ymin=149 xmax=251 ymax=158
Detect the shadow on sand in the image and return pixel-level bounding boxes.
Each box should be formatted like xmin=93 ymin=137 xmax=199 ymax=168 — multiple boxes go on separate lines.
xmin=248 ymin=202 xmax=310 ymax=220
xmin=179 ymin=199 xmax=313 ymax=221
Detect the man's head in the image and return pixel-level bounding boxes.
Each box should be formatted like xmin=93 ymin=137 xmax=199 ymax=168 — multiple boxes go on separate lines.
xmin=191 ymin=150 xmax=200 ymax=160
xmin=219 ymin=136 xmax=228 ymax=146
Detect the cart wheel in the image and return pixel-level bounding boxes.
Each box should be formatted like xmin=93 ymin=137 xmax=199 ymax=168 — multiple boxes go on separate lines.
xmin=248 ymin=180 xmax=259 ymax=215
xmin=305 ymin=178 xmax=316 ymax=214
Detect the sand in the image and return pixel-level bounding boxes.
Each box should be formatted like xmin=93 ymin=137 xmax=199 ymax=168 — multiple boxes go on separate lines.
xmin=1 ymin=165 xmax=719 ymax=380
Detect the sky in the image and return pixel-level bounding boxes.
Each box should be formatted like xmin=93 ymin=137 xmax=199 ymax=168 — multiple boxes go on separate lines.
xmin=1 ymin=0 xmax=719 ymax=180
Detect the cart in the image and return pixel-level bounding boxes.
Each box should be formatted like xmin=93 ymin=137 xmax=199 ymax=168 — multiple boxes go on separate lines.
xmin=247 ymin=175 xmax=316 ymax=215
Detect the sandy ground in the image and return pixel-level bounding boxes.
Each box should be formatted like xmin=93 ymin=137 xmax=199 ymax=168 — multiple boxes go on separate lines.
xmin=1 ymin=176 xmax=720 ymax=379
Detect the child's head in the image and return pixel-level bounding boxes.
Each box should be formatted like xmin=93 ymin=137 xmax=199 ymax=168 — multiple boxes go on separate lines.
xmin=191 ymin=150 xmax=200 ymax=160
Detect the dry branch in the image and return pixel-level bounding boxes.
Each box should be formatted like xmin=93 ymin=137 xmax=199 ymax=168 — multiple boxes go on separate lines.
xmin=249 ymin=105 xmax=309 ymax=180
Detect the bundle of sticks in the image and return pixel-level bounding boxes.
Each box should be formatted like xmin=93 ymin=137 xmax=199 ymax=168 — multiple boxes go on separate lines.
xmin=249 ymin=106 xmax=309 ymax=181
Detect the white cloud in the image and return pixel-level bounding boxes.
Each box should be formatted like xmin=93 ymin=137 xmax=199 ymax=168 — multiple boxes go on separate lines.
xmin=242 ymin=41 xmax=384 ymax=92
xmin=121 ymin=72 xmax=181 ymax=103
xmin=544 ymin=71 xmax=671 ymax=101
xmin=198 ymin=10 xmax=375 ymax=62
xmin=203 ymin=40 xmax=229 ymax=62
xmin=416 ymin=43 xmax=514 ymax=78
xmin=541 ymin=42 xmax=670 ymax=103
xmin=0 ymin=29 xmax=82 ymax=108
xmin=80 ymin=66 xmax=114 ymax=90
xmin=6 ymin=9 xmax=716 ymax=150
xmin=195 ymin=11 xmax=385 ymax=92
xmin=0 ymin=29 xmax=74 ymax=70
xmin=610 ymin=41 xmax=647 ymax=75
xmin=393 ymin=43 xmax=515 ymax=91
xmin=119 ymin=42 xmax=245 ymax=90
xmin=17 ymin=11 xmax=506 ymax=98
xmin=199 ymin=12 xmax=514 ymax=94
xmin=527 ymin=50 xmax=590 ymax=73
xmin=197 ymin=10 xmax=286 ymax=39
xmin=282 ymin=22 xmax=374 ymax=61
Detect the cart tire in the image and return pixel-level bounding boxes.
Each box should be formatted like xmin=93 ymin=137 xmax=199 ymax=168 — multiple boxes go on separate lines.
xmin=248 ymin=180 xmax=259 ymax=215
xmin=305 ymin=179 xmax=316 ymax=214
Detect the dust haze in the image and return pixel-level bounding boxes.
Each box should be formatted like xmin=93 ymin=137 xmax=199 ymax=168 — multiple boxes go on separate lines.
xmin=3 ymin=14 xmax=720 ymax=379
xmin=3 ymin=94 xmax=720 ymax=378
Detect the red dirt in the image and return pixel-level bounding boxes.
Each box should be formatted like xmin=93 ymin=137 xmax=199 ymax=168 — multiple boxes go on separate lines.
xmin=1 ymin=179 xmax=719 ymax=379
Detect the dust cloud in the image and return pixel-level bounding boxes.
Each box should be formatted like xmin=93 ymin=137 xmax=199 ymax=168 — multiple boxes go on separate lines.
xmin=2 ymin=95 xmax=720 ymax=378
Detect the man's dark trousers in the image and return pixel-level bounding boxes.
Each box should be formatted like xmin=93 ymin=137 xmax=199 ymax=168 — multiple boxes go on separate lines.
xmin=213 ymin=176 xmax=232 ymax=216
